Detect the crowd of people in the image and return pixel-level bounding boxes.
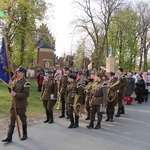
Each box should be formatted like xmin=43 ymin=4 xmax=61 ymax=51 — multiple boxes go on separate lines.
xmin=2 ymin=65 xmax=150 ymax=143
xmin=38 ymin=66 xmax=150 ymax=129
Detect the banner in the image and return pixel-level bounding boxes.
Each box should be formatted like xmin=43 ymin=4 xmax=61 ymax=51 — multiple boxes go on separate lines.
xmin=0 ymin=38 xmax=13 ymax=83
xmin=88 ymin=62 xmax=92 ymax=70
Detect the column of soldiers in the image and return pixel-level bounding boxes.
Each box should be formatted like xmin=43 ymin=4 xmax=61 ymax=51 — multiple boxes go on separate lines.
xmin=40 ymin=67 xmax=127 ymax=130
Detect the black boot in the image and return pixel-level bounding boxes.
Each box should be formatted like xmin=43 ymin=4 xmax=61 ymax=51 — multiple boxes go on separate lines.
xmin=86 ymin=121 xmax=94 ymax=129
xmin=59 ymin=114 xmax=65 ymax=118
xmin=68 ymin=122 xmax=74 ymax=128
xmin=115 ymin=107 xmax=121 ymax=117
xmin=73 ymin=115 xmax=79 ymax=128
xmin=120 ymin=105 xmax=125 ymax=114
xmin=49 ymin=110 xmax=54 ymax=124
xmin=94 ymin=122 xmax=101 ymax=129
xmin=105 ymin=117 xmax=110 ymax=121
xmin=21 ymin=125 xmax=27 ymax=141
xmin=44 ymin=109 xmax=50 ymax=123
xmin=2 ymin=125 xmax=15 ymax=142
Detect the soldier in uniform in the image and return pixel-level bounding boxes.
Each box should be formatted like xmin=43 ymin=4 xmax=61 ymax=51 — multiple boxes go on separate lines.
xmin=2 ymin=66 xmax=30 ymax=143
xmin=66 ymin=73 xmax=79 ymax=128
xmin=110 ymin=68 xmax=127 ymax=117
xmin=76 ymin=71 xmax=86 ymax=113
xmin=84 ymin=78 xmax=94 ymax=120
xmin=105 ymin=72 xmax=118 ymax=122
xmin=41 ymin=71 xmax=58 ymax=124
xmin=86 ymin=72 xmax=107 ymax=129
xmin=59 ymin=67 xmax=69 ymax=118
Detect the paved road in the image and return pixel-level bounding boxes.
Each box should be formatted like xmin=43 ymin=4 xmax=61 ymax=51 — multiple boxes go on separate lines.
xmin=0 ymin=95 xmax=150 ymax=150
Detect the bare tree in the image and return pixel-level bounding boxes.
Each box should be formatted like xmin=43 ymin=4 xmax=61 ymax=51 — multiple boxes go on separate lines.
xmin=136 ymin=1 xmax=150 ymax=71
xmin=72 ymin=0 xmax=123 ymax=68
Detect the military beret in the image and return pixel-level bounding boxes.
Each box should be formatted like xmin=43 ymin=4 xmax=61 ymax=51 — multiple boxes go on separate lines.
xmin=16 ymin=66 xmax=27 ymax=74
xmin=110 ymin=72 xmax=115 ymax=76
xmin=64 ymin=67 xmax=69 ymax=71
xmin=68 ymin=73 xmax=76 ymax=80
xmin=118 ymin=67 xmax=123 ymax=72
xmin=45 ymin=71 xmax=53 ymax=74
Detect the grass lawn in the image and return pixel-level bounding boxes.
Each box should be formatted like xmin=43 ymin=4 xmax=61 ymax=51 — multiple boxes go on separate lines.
xmin=0 ymin=79 xmax=44 ymax=118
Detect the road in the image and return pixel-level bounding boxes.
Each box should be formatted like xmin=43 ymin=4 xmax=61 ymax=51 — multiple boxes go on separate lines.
xmin=0 ymin=95 xmax=150 ymax=150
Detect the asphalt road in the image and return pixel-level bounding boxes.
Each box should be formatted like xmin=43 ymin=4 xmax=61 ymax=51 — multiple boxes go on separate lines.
xmin=0 ymin=95 xmax=150 ymax=150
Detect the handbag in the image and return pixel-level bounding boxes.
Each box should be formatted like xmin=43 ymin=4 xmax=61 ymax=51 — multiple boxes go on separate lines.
xmin=130 ymin=91 xmax=136 ymax=99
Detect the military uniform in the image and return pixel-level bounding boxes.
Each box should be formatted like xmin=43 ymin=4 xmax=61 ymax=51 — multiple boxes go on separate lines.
xmin=59 ymin=74 xmax=68 ymax=118
xmin=66 ymin=74 xmax=79 ymax=128
xmin=41 ymin=76 xmax=58 ymax=123
xmin=111 ymin=72 xmax=127 ymax=117
xmin=2 ymin=66 xmax=30 ymax=143
xmin=87 ymin=77 xmax=106 ymax=129
xmin=84 ymin=79 xmax=93 ymax=120
xmin=106 ymin=74 xmax=118 ymax=122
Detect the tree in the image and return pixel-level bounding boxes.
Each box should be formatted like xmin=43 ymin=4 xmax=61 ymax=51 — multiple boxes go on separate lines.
xmin=108 ymin=6 xmax=139 ymax=71
xmin=73 ymin=0 xmax=123 ymax=68
xmin=136 ymin=1 xmax=150 ymax=71
xmin=0 ymin=0 xmax=49 ymax=66
xmin=73 ymin=41 xmax=85 ymax=69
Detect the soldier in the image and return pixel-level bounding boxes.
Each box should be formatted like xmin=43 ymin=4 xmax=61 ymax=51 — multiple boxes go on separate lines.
xmin=84 ymin=78 xmax=94 ymax=120
xmin=59 ymin=67 xmax=69 ymax=118
xmin=106 ymin=72 xmax=118 ymax=122
xmin=66 ymin=73 xmax=79 ymax=128
xmin=2 ymin=66 xmax=30 ymax=143
xmin=41 ymin=71 xmax=58 ymax=124
xmin=86 ymin=72 xmax=106 ymax=129
xmin=76 ymin=71 xmax=87 ymax=113
xmin=110 ymin=68 xmax=127 ymax=117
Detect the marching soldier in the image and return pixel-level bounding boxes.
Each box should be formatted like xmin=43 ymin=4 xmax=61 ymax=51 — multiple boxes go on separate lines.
xmin=110 ymin=68 xmax=127 ymax=117
xmin=66 ymin=73 xmax=79 ymax=128
xmin=2 ymin=66 xmax=30 ymax=142
xmin=86 ymin=72 xmax=107 ymax=129
xmin=84 ymin=78 xmax=94 ymax=120
xmin=59 ymin=67 xmax=69 ymax=119
xmin=106 ymin=72 xmax=118 ymax=122
xmin=41 ymin=71 xmax=58 ymax=124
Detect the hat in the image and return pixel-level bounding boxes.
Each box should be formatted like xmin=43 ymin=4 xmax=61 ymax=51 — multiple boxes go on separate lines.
xmin=110 ymin=72 xmax=115 ymax=76
xmin=118 ymin=67 xmax=123 ymax=72
xmin=16 ymin=66 xmax=27 ymax=74
xmin=45 ymin=71 xmax=53 ymax=74
xmin=64 ymin=67 xmax=69 ymax=71
xmin=68 ymin=73 xmax=76 ymax=80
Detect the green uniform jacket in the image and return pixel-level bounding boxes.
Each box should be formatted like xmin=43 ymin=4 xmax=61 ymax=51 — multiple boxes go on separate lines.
xmin=66 ymin=81 xmax=77 ymax=104
xmin=11 ymin=77 xmax=30 ymax=108
xmin=41 ymin=77 xmax=58 ymax=101
xmin=59 ymin=75 xmax=68 ymax=94
xmin=91 ymin=81 xmax=105 ymax=105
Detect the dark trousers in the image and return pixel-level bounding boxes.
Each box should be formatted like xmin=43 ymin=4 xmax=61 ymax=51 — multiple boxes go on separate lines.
xmin=106 ymin=102 xmax=115 ymax=118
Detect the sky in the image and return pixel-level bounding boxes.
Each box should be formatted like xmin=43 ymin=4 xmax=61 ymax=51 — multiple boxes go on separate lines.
xmin=45 ymin=0 xmax=75 ymax=57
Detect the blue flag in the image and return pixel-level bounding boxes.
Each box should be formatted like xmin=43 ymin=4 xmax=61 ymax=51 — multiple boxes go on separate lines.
xmin=0 ymin=38 xmax=13 ymax=83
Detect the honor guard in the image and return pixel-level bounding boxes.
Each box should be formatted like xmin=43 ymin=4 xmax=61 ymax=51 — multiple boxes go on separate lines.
xmin=86 ymin=72 xmax=107 ymax=129
xmin=41 ymin=71 xmax=58 ymax=124
xmin=59 ymin=67 xmax=69 ymax=118
xmin=2 ymin=66 xmax=30 ymax=142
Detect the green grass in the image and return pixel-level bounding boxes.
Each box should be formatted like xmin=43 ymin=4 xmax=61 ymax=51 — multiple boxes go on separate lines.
xmin=0 ymin=79 xmax=44 ymax=118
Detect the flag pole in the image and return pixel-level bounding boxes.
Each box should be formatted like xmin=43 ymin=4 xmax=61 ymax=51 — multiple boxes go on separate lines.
xmin=4 ymin=37 xmax=21 ymax=140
